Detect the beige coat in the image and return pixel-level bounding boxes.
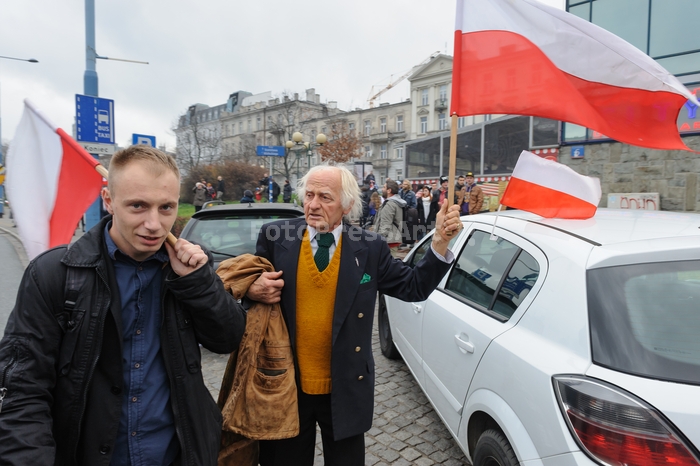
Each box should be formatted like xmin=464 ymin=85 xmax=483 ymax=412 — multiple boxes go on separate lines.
xmin=216 ymin=255 xmax=299 ymax=465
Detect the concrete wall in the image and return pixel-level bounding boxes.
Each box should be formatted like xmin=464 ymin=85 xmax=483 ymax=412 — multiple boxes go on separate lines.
xmin=558 ymin=136 xmax=700 ymax=212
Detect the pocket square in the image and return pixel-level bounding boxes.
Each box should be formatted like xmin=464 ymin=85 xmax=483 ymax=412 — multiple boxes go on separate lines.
xmin=360 ymin=273 xmax=371 ymax=284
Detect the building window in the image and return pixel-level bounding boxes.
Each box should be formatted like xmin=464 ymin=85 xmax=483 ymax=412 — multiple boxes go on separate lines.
xmin=438 ymin=113 xmax=447 ymax=130
xmin=247 ymin=120 xmax=252 ymax=133
xmin=396 ymin=115 xmax=404 ymax=132
xmin=349 ymin=122 xmax=355 ymax=132
xmin=420 ymin=116 xmax=428 ymax=133
xmin=380 ymin=145 xmax=387 ymax=159
xmin=421 ymin=89 xmax=429 ymax=106
xmin=395 ymin=146 xmax=404 ymax=159
xmin=396 ymin=169 xmax=403 ymax=179
xmin=322 ymin=126 xmax=327 ymax=135
xmin=239 ymin=122 xmax=243 ymax=133
xmin=439 ymin=84 xmax=448 ymax=101
xmin=364 ymin=120 xmax=371 ymax=136
xmin=256 ymin=116 xmax=261 ymax=130
xmin=458 ymin=117 xmax=466 ymax=129
xmin=380 ymin=118 xmax=387 ymax=133
xmin=364 ymin=145 xmax=371 ymax=158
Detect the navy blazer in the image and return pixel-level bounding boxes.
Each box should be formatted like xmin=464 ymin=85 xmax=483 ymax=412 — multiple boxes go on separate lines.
xmin=255 ymin=217 xmax=451 ymax=440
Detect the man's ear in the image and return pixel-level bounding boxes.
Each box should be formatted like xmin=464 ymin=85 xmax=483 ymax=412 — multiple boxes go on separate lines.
xmin=102 ymin=188 xmax=114 ymax=215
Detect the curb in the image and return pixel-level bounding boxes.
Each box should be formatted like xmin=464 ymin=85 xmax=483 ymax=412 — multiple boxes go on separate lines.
xmin=0 ymin=225 xmax=29 ymax=269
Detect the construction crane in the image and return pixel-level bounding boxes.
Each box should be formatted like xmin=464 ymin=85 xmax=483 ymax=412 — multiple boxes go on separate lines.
xmin=367 ymin=51 xmax=441 ymax=108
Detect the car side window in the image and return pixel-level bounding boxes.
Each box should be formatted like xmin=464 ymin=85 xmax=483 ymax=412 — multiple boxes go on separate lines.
xmin=445 ymin=230 xmax=539 ymax=320
xmin=407 ymin=232 xmax=460 ymax=268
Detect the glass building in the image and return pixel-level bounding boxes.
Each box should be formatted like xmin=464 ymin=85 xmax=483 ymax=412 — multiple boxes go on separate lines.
xmin=564 ymin=0 xmax=700 ymax=142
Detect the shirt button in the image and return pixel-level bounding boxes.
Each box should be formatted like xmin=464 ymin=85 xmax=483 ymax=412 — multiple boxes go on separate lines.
xmin=134 ymin=363 xmax=140 ymax=369
xmin=355 ymin=346 xmax=361 ymax=352
xmin=131 ymin=431 xmax=137 ymax=437
xmin=99 ymin=445 xmax=110 ymax=455
xmin=358 ymin=313 xmax=364 ymax=318
xmin=138 ymin=267 xmax=143 ymax=271
xmin=358 ymin=376 xmax=364 ymax=381
xmin=111 ymin=386 xmax=121 ymax=395
xmin=132 ymin=397 xmax=137 ymax=402
xmin=136 ymin=329 xmax=141 ymax=335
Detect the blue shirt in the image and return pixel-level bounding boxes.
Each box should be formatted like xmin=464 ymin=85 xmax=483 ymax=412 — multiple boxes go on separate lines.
xmin=104 ymin=224 xmax=179 ymax=466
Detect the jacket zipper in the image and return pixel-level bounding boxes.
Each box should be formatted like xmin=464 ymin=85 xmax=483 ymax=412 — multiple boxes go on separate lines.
xmin=159 ymin=276 xmax=188 ymax=464
xmin=0 ymin=346 xmax=19 ymax=413
xmin=73 ymin=267 xmax=110 ymax=458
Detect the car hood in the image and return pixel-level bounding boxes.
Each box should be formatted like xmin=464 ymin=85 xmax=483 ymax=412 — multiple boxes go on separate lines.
xmin=586 ymin=365 xmax=700 ymax=451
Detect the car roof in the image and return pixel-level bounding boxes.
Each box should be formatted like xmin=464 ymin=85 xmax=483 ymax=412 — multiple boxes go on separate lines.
xmin=191 ymin=202 xmax=304 ymax=219
xmin=475 ymin=208 xmax=700 ymax=246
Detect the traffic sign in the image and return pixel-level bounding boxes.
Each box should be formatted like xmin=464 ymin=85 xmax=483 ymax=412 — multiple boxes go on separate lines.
xmin=78 ymin=142 xmax=117 ymax=155
xmin=571 ymin=145 xmax=585 ymax=158
xmin=76 ymin=94 xmax=115 ymax=143
xmin=132 ymin=134 xmax=156 ymax=147
xmin=0 ymin=165 xmax=5 ymax=185
xmin=256 ymin=145 xmax=285 ymax=157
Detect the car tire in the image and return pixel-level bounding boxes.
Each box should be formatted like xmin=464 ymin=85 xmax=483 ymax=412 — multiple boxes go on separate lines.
xmin=473 ymin=429 xmax=518 ymax=466
xmin=378 ymin=295 xmax=401 ymax=360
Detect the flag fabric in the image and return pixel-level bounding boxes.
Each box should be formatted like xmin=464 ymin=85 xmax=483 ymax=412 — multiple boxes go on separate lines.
xmin=451 ymin=0 xmax=699 ymax=152
xmin=6 ymin=99 xmax=103 ymax=259
xmin=500 ymin=150 xmax=601 ymax=219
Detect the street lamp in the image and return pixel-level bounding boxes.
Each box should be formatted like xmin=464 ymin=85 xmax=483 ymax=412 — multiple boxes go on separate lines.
xmin=285 ymin=132 xmax=327 ymax=180
xmin=0 ymin=55 xmax=39 ymax=218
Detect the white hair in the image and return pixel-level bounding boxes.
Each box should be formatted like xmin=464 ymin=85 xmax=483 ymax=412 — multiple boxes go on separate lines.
xmin=298 ymin=165 xmax=363 ymax=222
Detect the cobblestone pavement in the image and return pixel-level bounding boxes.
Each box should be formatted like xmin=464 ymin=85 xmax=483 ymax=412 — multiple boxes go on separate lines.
xmin=201 ymin=309 xmax=470 ymax=466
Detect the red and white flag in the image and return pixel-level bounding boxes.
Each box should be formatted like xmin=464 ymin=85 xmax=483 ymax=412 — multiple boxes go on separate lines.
xmin=501 ymin=150 xmax=601 ymax=219
xmin=6 ymin=99 xmax=104 ymax=259
xmin=451 ymin=0 xmax=699 ymax=152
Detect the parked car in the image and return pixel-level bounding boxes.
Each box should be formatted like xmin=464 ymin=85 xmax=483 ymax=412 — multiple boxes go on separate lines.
xmin=380 ymin=209 xmax=700 ymax=466
xmin=179 ymin=203 xmax=304 ymax=268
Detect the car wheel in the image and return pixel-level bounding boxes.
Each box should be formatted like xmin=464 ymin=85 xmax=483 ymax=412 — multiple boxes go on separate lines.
xmin=473 ymin=429 xmax=518 ymax=466
xmin=378 ymin=295 xmax=401 ymax=360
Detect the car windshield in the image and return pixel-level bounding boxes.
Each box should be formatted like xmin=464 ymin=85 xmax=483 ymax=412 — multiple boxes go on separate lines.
xmin=588 ymin=260 xmax=700 ymax=385
xmin=186 ymin=214 xmax=297 ymax=259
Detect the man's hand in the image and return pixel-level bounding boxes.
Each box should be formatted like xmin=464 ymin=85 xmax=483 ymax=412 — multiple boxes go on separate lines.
xmin=431 ymin=202 xmax=463 ymax=256
xmin=166 ymin=238 xmax=208 ymax=277
xmin=246 ymin=270 xmax=284 ymax=304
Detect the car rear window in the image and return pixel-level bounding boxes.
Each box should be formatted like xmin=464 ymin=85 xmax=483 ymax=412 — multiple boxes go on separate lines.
xmin=588 ymin=260 xmax=700 ymax=385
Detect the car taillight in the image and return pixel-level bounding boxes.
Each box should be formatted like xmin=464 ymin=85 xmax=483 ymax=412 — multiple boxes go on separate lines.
xmin=553 ymin=375 xmax=700 ymax=466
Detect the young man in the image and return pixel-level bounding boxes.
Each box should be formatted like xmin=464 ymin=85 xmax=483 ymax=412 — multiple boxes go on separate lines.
xmin=465 ymin=171 xmax=484 ymax=214
xmin=0 ymin=145 xmax=246 ymax=465
xmin=247 ymin=165 xmax=462 ymax=466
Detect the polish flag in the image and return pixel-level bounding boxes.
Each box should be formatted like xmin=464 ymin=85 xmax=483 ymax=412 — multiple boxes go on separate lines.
xmin=451 ymin=0 xmax=699 ymax=152
xmin=5 ymin=99 xmax=104 ymax=259
xmin=500 ymin=150 xmax=601 ymax=219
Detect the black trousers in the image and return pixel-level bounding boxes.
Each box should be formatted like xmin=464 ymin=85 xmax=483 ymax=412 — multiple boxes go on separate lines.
xmin=259 ymin=392 xmax=364 ymax=466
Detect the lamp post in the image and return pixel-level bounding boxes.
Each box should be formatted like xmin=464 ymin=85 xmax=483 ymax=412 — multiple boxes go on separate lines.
xmin=285 ymin=131 xmax=327 ymax=183
xmin=0 ymin=55 xmax=39 ymax=218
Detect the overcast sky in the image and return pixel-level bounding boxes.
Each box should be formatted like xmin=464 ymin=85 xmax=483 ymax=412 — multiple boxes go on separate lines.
xmin=0 ymin=0 xmax=564 ymax=151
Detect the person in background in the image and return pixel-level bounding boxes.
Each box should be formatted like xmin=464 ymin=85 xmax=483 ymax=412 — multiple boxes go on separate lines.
xmin=248 ymin=164 xmax=462 ymax=466
xmin=465 ymin=172 xmax=484 ymax=215
xmin=432 ymin=176 xmax=450 ymax=208
xmin=255 ymin=187 xmax=263 ymax=202
xmin=454 ymin=174 xmax=465 ymax=194
xmin=374 ymin=180 xmax=406 ymax=254
xmin=399 ymin=179 xmax=417 ymax=209
xmin=0 ymin=145 xmax=246 ymax=465
xmin=206 ymin=182 xmax=216 ymax=201
xmin=283 ymin=180 xmax=293 ymax=203
xmin=240 ymin=189 xmax=256 ymax=203
xmin=192 ymin=182 xmax=207 ymax=212
xmin=417 ymin=185 xmax=438 ymax=241
xmin=216 ymin=175 xmax=226 ymax=200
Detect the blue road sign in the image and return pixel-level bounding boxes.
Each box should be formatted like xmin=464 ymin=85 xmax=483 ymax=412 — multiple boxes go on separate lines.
xmin=132 ymin=134 xmax=156 ymax=147
xmin=256 ymin=145 xmax=285 ymax=157
xmin=76 ymin=94 xmax=115 ymax=143
xmin=571 ymin=145 xmax=585 ymax=158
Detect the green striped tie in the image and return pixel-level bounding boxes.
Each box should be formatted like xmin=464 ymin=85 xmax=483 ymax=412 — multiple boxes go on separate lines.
xmin=314 ymin=233 xmax=335 ymax=272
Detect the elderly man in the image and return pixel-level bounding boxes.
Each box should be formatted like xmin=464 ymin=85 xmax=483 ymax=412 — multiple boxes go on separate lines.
xmin=248 ymin=165 xmax=461 ymax=466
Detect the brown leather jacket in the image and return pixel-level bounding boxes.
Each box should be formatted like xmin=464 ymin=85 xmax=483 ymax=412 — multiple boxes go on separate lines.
xmin=216 ymin=255 xmax=299 ymax=442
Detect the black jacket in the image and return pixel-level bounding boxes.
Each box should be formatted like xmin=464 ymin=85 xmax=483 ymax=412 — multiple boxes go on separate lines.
xmin=0 ymin=216 xmax=246 ymax=465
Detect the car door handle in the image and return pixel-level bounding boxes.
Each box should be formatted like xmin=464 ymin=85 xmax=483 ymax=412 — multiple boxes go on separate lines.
xmin=411 ymin=303 xmax=423 ymax=314
xmin=454 ymin=334 xmax=475 ymax=354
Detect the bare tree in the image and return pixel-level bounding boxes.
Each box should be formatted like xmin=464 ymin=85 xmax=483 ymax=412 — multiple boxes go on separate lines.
xmin=317 ymin=119 xmax=362 ymax=164
xmin=173 ymin=109 xmax=223 ymax=173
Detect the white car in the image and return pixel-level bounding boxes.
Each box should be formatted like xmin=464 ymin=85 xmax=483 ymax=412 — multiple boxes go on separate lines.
xmin=380 ymin=209 xmax=700 ymax=466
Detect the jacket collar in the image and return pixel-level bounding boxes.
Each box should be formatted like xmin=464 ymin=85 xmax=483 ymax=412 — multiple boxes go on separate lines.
xmin=61 ymin=215 xmax=113 ymax=268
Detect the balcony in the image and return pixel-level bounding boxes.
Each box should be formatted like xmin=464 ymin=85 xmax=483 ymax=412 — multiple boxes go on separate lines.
xmin=435 ymin=99 xmax=449 ymax=111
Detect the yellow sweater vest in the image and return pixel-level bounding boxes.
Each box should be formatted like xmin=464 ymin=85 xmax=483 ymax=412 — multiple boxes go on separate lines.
xmin=295 ymin=231 xmax=342 ymax=395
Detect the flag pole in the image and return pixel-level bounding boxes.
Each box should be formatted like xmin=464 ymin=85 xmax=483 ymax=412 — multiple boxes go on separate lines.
xmin=446 ymin=114 xmax=459 ymax=236
xmin=93 ymin=163 xmax=178 ymax=247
